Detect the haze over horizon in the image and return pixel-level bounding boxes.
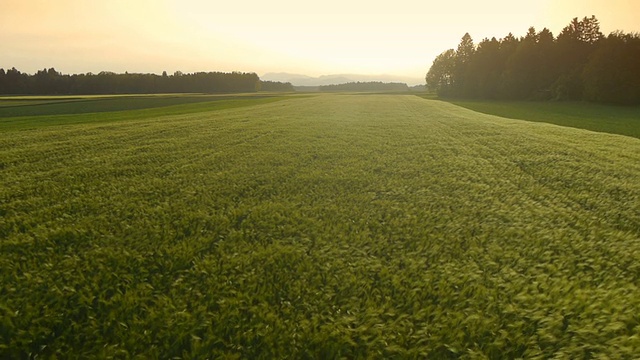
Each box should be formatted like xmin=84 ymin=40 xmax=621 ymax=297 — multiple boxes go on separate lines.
xmin=2 ymin=0 xmax=639 ymax=84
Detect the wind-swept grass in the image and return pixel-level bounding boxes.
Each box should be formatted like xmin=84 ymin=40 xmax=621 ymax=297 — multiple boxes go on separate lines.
xmin=1 ymin=95 xmax=639 ymax=358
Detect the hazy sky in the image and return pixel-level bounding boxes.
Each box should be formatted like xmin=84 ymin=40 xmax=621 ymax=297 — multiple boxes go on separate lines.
xmin=2 ymin=0 xmax=639 ymax=84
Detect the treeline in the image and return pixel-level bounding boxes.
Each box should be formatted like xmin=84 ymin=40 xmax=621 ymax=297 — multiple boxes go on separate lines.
xmin=319 ymin=81 xmax=409 ymax=92
xmin=426 ymin=16 xmax=640 ymax=105
xmin=258 ymin=80 xmax=294 ymax=92
xmin=0 ymin=68 xmax=261 ymax=94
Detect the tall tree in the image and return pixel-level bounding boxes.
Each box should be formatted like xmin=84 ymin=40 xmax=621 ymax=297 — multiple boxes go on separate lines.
xmin=0 ymin=68 xmax=6 ymax=94
xmin=534 ymin=27 xmax=557 ymax=98
xmin=496 ymin=33 xmax=520 ymax=98
xmin=553 ymin=16 xmax=603 ymax=100
xmin=583 ymin=31 xmax=640 ymax=104
xmin=426 ymin=49 xmax=456 ymax=96
xmin=502 ymin=27 xmax=540 ymax=99
xmin=454 ymin=33 xmax=475 ymax=96
xmin=465 ymin=37 xmax=501 ymax=98
xmin=3 ymin=68 xmax=28 ymax=94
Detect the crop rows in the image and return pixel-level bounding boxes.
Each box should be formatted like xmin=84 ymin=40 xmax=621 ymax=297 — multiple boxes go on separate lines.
xmin=1 ymin=95 xmax=640 ymax=358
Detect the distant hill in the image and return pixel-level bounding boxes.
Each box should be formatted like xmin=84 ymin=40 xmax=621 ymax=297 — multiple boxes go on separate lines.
xmin=262 ymin=72 xmax=424 ymax=87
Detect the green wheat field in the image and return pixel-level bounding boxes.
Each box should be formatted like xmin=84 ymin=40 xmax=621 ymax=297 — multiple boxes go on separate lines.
xmin=1 ymin=94 xmax=639 ymax=358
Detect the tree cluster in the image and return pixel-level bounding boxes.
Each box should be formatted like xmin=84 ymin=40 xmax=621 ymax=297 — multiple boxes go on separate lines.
xmin=426 ymin=16 xmax=640 ymax=105
xmin=258 ymin=80 xmax=295 ymax=92
xmin=319 ymin=81 xmax=409 ymax=92
xmin=0 ymin=68 xmax=260 ymax=95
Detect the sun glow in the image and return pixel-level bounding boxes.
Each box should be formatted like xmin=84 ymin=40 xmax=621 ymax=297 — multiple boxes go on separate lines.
xmin=1 ymin=0 xmax=639 ymax=83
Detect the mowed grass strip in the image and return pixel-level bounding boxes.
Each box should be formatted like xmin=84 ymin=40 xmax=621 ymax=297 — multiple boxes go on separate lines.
xmin=444 ymin=98 xmax=640 ymax=139
xmin=0 ymin=94 xmax=290 ymax=130
xmin=0 ymin=95 xmax=228 ymax=117
xmin=1 ymin=95 xmax=640 ymax=358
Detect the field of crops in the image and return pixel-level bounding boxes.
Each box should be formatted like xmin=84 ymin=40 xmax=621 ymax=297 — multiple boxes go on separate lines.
xmin=1 ymin=94 xmax=640 ymax=358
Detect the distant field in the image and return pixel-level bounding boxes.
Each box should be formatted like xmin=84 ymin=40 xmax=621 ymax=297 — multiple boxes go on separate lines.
xmin=444 ymin=99 xmax=640 ymax=139
xmin=0 ymin=94 xmax=285 ymax=117
xmin=0 ymin=100 xmax=55 ymax=107
xmin=1 ymin=95 xmax=640 ymax=358
xmin=0 ymin=94 xmax=290 ymax=130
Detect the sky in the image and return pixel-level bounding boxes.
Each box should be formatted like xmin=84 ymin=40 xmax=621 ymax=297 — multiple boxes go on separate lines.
xmin=1 ymin=0 xmax=639 ymax=85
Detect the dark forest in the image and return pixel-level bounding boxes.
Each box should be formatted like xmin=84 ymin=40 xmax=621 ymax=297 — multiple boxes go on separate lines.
xmin=426 ymin=16 xmax=640 ymax=105
xmin=0 ymin=70 xmax=263 ymax=95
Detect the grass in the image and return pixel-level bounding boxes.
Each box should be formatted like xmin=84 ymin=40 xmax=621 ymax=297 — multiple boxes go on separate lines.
xmin=1 ymin=95 xmax=640 ymax=358
xmin=0 ymin=95 xmax=256 ymax=117
xmin=443 ymin=98 xmax=640 ymax=139
xmin=0 ymin=100 xmax=57 ymax=107
xmin=0 ymin=94 xmax=291 ymax=130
